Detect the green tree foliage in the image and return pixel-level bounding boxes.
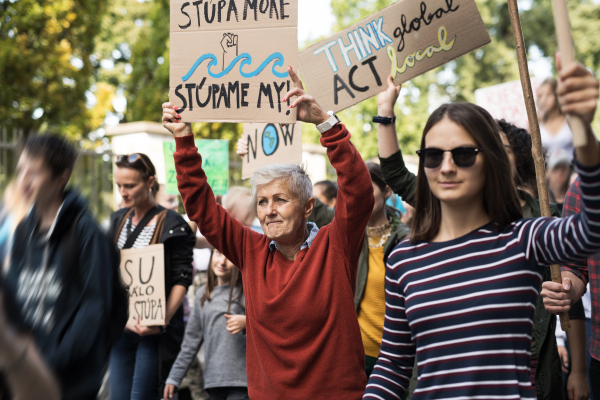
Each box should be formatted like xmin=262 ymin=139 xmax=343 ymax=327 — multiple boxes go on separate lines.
xmin=0 ymin=0 xmax=106 ymax=138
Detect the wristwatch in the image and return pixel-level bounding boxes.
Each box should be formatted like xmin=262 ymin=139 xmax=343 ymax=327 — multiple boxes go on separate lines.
xmin=372 ymin=115 xmax=396 ymax=125
xmin=316 ymin=111 xmax=341 ymax=134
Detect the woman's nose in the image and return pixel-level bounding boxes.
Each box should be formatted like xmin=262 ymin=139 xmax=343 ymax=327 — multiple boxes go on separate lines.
xmin=440 ymin=152 xmax=456 ymax=173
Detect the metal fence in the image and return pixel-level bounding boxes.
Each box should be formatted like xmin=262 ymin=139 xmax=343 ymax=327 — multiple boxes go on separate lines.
xmin=0 ymin=125 xmax=115 ymax=223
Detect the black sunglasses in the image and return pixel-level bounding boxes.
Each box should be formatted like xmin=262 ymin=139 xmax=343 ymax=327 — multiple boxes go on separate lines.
xmin=118 ymin=154 xmax=153 ymax=174
xmin=416 ymin=147 xmax=483 ymax=169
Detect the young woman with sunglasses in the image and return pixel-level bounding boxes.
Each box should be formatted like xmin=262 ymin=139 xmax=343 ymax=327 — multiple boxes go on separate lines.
xmin=107 ymin=153 xmax=196 ymax=400
xmin=364 ymin=60 xmax=599 ymax=400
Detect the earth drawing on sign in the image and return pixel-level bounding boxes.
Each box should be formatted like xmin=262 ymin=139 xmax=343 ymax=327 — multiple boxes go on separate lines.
xmin=262 ymin=124 xmax=279 ymax=156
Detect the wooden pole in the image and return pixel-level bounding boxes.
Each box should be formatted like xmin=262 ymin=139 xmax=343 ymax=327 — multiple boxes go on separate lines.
xmin=552 ymin=0 xmax=588 ymax=147
xmin=506 ymin=0 xmax=570 ymax=331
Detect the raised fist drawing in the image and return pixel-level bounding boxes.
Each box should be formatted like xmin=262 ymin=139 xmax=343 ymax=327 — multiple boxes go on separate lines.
xmin=221 ymin=33 xmax=238 ymax=71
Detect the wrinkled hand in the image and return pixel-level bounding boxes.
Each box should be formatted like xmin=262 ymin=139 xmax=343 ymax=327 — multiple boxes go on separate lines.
xmin=164 ymin=383 xmax=176 ymax=400
xmin=541 ymin=276 xmax=575 ymax=314
xmin=225 ymin=314 xmax=246 ymax=335
xmin=236 ymin=137 xmax=248 ymax=159
xmin=282 ymin=68 xmax=329 ymax=125
xmin=556 ymin=53 xmax=599 ymax=126
xmin=567 ymin=370 xmax=590 ymax=400
xmin=162 ymin=102 xmax=193 ymax=138
xmin=557 ymin=345 xmax=569 ymax=373
xmin=378 ymin=75 xmax=401 ymax=117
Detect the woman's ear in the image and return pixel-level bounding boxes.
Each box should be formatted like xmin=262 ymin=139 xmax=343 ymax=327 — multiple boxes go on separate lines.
xmin=304 ymin=197 xmax=316 ymax=219
xmin=384 ymin=186 xmax=392 ymax=201
xmin=147 ymin=175 xmax=156 ymax=190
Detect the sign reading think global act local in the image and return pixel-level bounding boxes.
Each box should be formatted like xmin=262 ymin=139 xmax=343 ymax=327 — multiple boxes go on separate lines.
xmin=298 ymin=0 xmax=491 ymax=113
xmin=170 ymin=0 xmax=298 ymax=123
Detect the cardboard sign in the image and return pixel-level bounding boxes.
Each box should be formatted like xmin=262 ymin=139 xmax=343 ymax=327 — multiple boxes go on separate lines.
xmin=297 ymin=0 xmax=490 ymax=113
xmin=475 ymin=79 xmax=541 ymax=129
xmin=120 ymin=244 xmax=166 ymax=327
xmin=163 ymin=139 xmax=229 ymax=195
xmin=241 ymin=122 xmax=302 ymax=179
xmin=169 ymin=0 xmax=298 ymax=123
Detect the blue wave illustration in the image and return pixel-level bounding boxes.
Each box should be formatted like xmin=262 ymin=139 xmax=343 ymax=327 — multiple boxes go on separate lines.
xmin=182 ymin=52 xmax=288 ymax=81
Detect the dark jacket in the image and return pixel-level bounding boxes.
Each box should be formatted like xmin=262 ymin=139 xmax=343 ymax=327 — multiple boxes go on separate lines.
xmin=309 ymin=197 xmax=335 ymax=228
xmin=107 ymin=206 xmax=195 ymax=393
xmin=5 ymin=190 xmax=114 ymax=400
xmin=354 ymin=213 xmax=409 ymax=310
xmin=379 ymin=150 xmax=585 ymax=400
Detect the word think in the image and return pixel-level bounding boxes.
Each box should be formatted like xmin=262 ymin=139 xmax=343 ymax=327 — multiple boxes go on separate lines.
xmin=314 ymin=17 xmax=392 ymax=73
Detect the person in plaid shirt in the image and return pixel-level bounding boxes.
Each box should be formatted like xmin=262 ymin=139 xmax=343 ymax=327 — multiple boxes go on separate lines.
xmin=554 ymin=177 xmax=600 ymax=398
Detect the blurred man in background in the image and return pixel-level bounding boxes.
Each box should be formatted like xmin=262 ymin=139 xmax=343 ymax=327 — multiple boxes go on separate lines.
xmin=2 ymin=135 xmax=118 ymax=400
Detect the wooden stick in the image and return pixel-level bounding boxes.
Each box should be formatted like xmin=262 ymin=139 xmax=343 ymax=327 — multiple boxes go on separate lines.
xmin=552 ymin=0 xmax=588 ymax=147
xmin=506 ymin=0 xmax=570 ymax=331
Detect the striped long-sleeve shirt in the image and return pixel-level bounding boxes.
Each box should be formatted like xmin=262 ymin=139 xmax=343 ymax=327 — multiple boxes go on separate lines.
xmin=363 ymin=160 xmax=599 ymax=400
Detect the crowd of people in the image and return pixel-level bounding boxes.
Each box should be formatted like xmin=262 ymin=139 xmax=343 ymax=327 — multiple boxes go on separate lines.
xmin=0 ymin=56 xmax=598 ymax=400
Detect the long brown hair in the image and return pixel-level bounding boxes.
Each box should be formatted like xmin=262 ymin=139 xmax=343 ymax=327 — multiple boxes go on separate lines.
xmin=200 ymin=249 xmax=243 ymax=313
xmin=411 ymin=103 xmax=522 ymax=243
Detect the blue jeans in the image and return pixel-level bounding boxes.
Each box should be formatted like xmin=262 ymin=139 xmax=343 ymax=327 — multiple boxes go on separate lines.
xmin=109 ymin=331 xmax=160 ymax=400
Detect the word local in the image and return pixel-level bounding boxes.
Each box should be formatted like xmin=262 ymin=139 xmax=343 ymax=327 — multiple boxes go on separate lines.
xmin=178 ymin=0 xmax=290 ymax=28
xmin=175 ymin=78 xmax=292 ymax=112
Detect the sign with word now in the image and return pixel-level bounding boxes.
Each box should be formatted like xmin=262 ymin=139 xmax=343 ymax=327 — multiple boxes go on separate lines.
xmin=242 ymin=122 xmax=302 ymax=179
xmin=298 ymin=0 xmax=490 ymax=113
xmin=163 ymin=139 xmax=229 ymax=196
xmin=120 ymin=244 xmax=166 ymax=327
xmin=170 ymin=0 xmax=298 ymax=123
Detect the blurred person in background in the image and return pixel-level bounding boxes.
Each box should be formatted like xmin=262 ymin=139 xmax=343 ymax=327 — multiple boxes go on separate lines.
xmin=499 ymin=120 xmax=589 ymax=400
xmin=555 ymin=286 xmax=593 ymax=400
xmin=547 ymin=148 xmax=573 ymax=212
xmin=156 ymin=184 xmax=180 ymax=212
xmin=312 ymin=180 xmax=337 ymax=209
xmin=356 ymin=162 xmax=409 ymax=378
xmin=3 ymin=135 xmax=116 ymax=400
xmin=0 ymin=182 xmax=30 ymax=272
xmin=0 ymin=296 xmax=61 ymax=400
xmin=538 ymin=78 xmax=574 ymax=157
xmin=222 ymin=187 xmax=255 ymax=228
xmin=108 ymin=153 xmax=195 ymax=400
xmin=164 ymin=249 xmax=247 ymax=400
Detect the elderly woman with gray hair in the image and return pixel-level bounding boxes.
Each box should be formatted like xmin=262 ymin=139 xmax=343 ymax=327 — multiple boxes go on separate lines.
xmin=162 ymin=68 xmax=374 ymax=400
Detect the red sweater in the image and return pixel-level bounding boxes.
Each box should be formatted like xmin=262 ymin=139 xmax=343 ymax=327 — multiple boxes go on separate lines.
xmin=174 ymin=124 xmax=374 ymax=400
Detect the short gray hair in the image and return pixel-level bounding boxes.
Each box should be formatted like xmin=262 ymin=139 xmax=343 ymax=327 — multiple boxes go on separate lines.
xmin=250 ymin=164 xmax=313 ymax=216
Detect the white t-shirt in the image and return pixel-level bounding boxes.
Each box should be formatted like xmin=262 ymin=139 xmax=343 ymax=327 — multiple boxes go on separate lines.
xmin=540 ymin=122 xmax=574 ymax=158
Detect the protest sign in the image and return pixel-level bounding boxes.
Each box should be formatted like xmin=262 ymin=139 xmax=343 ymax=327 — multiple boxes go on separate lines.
xmin=475 ymin=79 xmax=541 ymax=129
xmin=241 ymin=122 xmax=302 ymax=179
xmin=298 ymin=0 xmax=490 ymax=113
xmin=169 ymin=0 xmax=298 ymax=123
xmin=163 ymin=139 xmax=229 ymax=195
xmin=120 ymin=244 xmax=166 ymax=327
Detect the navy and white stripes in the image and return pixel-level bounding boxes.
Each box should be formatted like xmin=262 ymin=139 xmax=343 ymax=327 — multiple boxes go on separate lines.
xmin=363 ymin=160 xmax=600 ymax=400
